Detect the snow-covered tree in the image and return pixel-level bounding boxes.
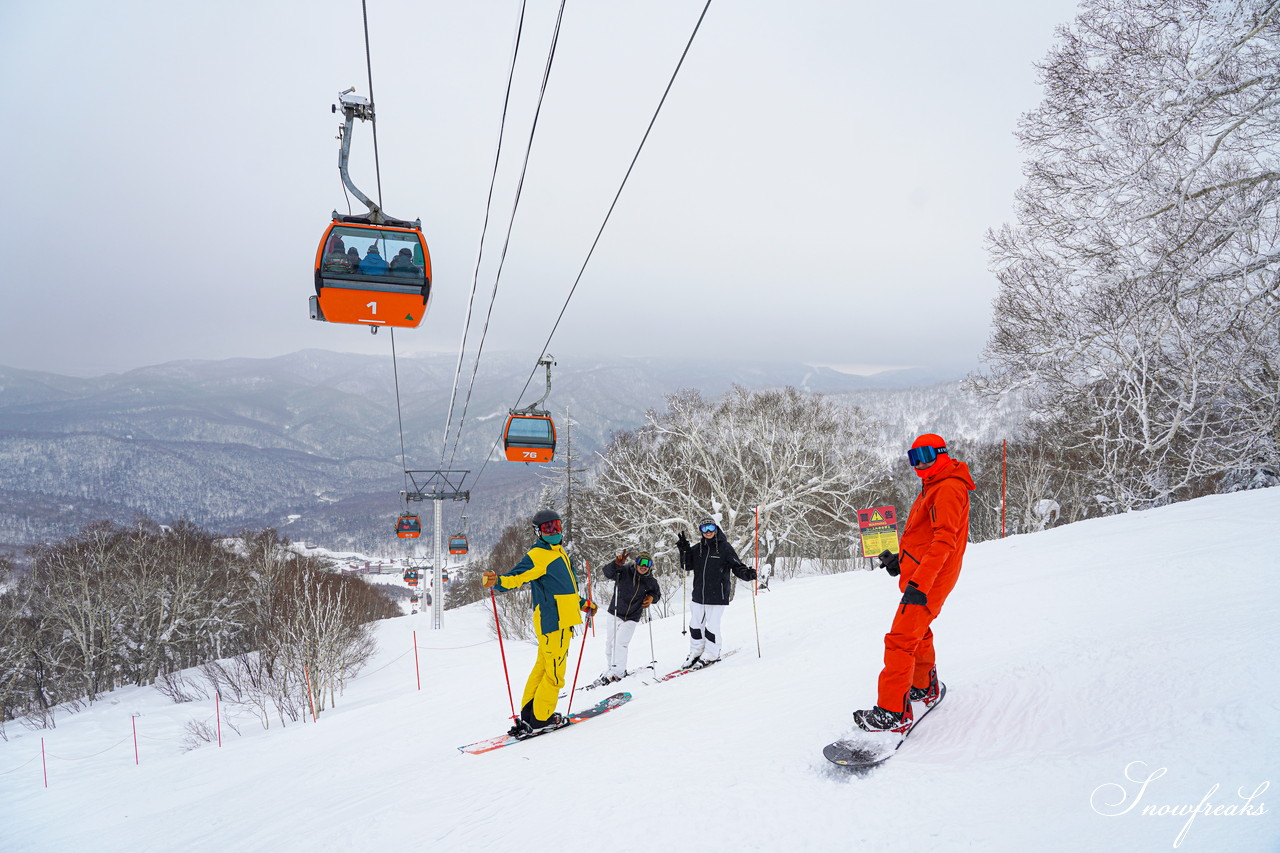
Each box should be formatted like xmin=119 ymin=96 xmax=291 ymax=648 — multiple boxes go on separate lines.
xmin=576 ymin=386 xmax=886 ymax=579
xmin=977 ymin=0 xmax=1280 ymax=509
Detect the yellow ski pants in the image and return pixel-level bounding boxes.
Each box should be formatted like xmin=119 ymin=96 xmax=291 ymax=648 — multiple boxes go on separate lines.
xmin=521 ymin=628 xmax=572 ymax=721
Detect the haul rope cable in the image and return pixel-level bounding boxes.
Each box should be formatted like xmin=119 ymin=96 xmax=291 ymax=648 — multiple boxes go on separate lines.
xmin=438 ymin=0 xmax=532 ymax=465
xmin=441 ymin=0 xmax=569 ymax=471
xmin=352 ymin=0 xmax=411 ymax=492
xmin=467 ymin=0 xmax=715 ymax=491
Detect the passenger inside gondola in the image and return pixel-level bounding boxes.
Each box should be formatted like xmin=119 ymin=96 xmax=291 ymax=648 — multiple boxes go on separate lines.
xmin=323 ymin=235 xmax=353 ymax=273
xmin=359 ymin=244 xmax=388 ymax=275
xmin=389 ymin=247 xmax=420 ymax=277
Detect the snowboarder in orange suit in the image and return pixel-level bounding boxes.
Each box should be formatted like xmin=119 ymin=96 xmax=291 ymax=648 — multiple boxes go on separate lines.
xmin=854 ymin=433 xmax=975 ymax=734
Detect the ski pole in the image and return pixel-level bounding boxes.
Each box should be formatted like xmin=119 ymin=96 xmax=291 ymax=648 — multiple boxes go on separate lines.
xmin=752 ymin=505 xmax=761 ymax=658
xmin=490 ymin=590 xmax=517 ymax=722
xmin=682 ymin=566 xmax=688 ymax=636
xmin=751 ymin=576 xmax=761 ymax=658
xmin=566 ymin=610 xmax=593 ymax=715
xmin=647 ymin=607 xmax=655 ymax=663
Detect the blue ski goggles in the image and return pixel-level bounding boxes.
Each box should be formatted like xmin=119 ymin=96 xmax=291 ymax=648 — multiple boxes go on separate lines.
xmin=636 ymin=557 xmax=653 ymax=568
xmin=699 ymin=523 xmax=717 ymax=534
xmin=907 ymin=445 xmax=946 ymax=467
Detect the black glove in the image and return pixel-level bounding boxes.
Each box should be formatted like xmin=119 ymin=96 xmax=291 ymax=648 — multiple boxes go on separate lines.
xmin=878 ymin=550 xmax=900 ymax=577
xmin=676 ymin=531 xmax=690 ymax=553
xmin=900 ymin=581 xmax=927 ymax=607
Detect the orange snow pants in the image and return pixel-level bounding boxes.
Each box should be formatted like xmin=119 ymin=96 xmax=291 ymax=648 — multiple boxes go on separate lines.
xmin=876 ymin=601 xmax=938 ymax=714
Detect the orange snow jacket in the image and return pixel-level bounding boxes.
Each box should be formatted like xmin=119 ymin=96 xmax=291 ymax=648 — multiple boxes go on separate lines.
xmin=897 ymin=456 xmax=975 ymax=608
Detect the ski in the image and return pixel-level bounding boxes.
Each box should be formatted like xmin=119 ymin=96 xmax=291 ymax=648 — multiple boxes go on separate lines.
xmin=561 ymin=664 xmax=656 ymax=697
xmin=458 ymin=692 xmax=632 ymax=755
xmin=648 ymin=649 xmax=739 ymax=683
xmin=823 ymin=682 xmax=947 ymax=769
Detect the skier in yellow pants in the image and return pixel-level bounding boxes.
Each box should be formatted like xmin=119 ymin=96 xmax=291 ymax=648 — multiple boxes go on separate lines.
xmin=483 ymin=509 xmax=596 ymax=735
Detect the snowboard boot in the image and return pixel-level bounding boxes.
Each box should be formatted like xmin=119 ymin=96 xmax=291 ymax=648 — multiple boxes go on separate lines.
xmin=909 ymin=667 xmax=942 ymax=709
xmin=852 ymin=704 xmax=914 ymax=734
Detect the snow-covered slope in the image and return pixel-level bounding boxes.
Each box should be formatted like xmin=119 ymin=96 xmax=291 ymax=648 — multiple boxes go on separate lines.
xmin=2 ymin=489 xmax=1276 ymax=852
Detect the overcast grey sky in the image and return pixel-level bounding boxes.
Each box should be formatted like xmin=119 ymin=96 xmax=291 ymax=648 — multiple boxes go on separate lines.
xmin=1 ymin=0 xmax=1081 ymax=378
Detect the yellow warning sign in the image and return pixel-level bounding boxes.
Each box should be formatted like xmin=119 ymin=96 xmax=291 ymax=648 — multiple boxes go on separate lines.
xmin=856 ymin=505 xmax=899 ymax=558
xmin=860 ymin=527 xmax=900 ymax=557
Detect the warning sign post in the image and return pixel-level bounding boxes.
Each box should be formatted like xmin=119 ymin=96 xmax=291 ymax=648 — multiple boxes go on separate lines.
xmin=856 ymin=505 xmax=899 ymax=558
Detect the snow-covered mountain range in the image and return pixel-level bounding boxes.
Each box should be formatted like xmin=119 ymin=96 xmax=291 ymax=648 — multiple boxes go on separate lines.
xmin=0 ymin=351 xmax=1004 ymax=555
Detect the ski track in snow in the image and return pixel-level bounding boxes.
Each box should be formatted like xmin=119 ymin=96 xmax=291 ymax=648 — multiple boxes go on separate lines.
xmin=0 ymin=490 xmax=1277 ymax=852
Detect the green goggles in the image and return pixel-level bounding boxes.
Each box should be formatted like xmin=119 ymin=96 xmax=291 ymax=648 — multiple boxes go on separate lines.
xmin=636 ymin=557 xmax=653 ymax=568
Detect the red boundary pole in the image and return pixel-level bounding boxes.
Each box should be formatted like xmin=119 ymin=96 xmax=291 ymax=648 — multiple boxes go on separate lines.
xmin=41 ymin=737 xmax=47 ymax=788
xmin=216 ymin=693 xmax=222 ymax=747
xmin=1002 ymin=438 xmax=1008 ymax=538
xmin=490 ymin=590 xmax=517 ymax=721
xmin=132 ymin=716 xmax=139 ymax=765
xmin=586 ymin=560 xmax=595 ymax=636
xmin=413 ymin=630 xmax=421 ymax=691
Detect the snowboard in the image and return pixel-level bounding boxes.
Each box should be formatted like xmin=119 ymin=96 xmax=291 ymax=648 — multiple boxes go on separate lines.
xmin=823 ymin=682 xmax=947 ymax=769
xmin=648 ymin=649 xmax=739 ymax=683
xmin=458 ymin=692 xmax=632 ymax=755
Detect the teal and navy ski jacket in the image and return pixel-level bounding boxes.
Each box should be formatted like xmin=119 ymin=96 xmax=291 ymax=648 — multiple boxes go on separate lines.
xmin=494 ymin=540 xmax=586 ymax=636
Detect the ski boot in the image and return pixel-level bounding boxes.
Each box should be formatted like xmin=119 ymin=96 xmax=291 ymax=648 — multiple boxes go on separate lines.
xmin=528 ymin=712 xmax=565 ymax=733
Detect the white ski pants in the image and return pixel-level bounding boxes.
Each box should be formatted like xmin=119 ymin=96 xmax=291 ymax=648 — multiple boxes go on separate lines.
xmin=688 ymin=602 xmax=726 ymax=661
xmin=603 ymin=611 xmax=639 ymax=678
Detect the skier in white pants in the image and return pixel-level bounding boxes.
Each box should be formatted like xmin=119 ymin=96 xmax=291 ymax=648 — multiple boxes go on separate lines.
xmin=676 ymin=518 xmax=756 ymax=669
xmin=593 ymin=549 xmax=662 ymax=686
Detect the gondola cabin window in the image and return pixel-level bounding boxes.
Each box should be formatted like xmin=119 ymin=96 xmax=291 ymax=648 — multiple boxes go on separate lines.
xmin=321 ymin=226 xmax=427 ymax=283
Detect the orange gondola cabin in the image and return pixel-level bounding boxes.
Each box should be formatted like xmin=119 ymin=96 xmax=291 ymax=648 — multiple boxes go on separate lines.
xmin=503 ymin=413 xmax=556 ymax=463
xmin=448 ymin=534 xmax=469 ymax=555
xmin=396 ymin=513 xmax=422 ymax=539
xmin=311 ymin=218 xmax=431 ymax=329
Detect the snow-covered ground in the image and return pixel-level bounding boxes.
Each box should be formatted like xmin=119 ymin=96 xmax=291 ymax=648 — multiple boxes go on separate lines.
xmin=2 ymin=489 xmax=1276 ymax=852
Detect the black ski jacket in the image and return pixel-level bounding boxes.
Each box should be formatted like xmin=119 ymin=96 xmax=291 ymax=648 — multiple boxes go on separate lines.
xmin=603 ymin=561 xmax=662 ymax=622
xmin=681 ymin=530 xmax=756 ymax=606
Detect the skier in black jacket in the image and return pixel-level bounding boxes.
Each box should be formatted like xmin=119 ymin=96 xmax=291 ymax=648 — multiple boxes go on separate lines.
xmin=676 ymin=517 xmax=756 ymax=669
xmin=592 ymin=549 xmax=662 ymax=685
